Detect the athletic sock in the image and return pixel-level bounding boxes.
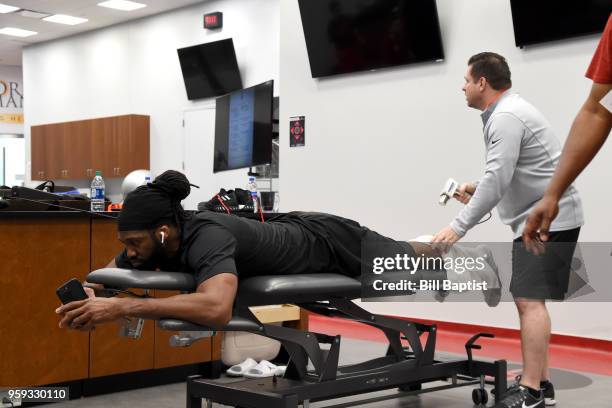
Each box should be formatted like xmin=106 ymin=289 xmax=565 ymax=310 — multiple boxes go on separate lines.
xmin=525 ymin=385 xmax=542 ymax=398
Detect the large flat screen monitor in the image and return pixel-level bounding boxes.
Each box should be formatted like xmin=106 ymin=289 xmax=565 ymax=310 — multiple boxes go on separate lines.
xmin=298 ymin=0 xmax=445 ymax=78
xmin=177 ymin=38 xmax=243 ymax=100
xmin=510 ymin=1 xmax=611 ymax=47
xmin=213 ymin=80 xmax=274 ymax=173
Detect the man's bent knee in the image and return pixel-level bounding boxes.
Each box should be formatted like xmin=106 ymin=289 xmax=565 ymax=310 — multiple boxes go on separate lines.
xmin=514 ymin=298 xmax=546 ymax=315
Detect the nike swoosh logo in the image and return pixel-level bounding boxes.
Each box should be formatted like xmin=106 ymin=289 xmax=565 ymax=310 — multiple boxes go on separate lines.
xmin=522 ymin=401 xmax=542 ymax=408
xmin=491 ymin=139 xmax=501 ymax=145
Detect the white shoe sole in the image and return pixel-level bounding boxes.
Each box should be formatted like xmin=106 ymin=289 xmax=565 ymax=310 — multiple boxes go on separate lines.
xmin=480 ymin=246 xmax=502 ymax=307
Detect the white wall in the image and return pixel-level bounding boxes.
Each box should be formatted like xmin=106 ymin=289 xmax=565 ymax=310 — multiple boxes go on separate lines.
xmin=0 ymin=137 xmax=25 ymax=186
xmin=0 ymin=65 xmax=23 ymax=135
xmin=280 ymin=0 xmax=612 ymax=339
xmin=23 ymin=0 xmax=279 ymax=202
xmin=21 ymin=0 xmax=611 ymax=340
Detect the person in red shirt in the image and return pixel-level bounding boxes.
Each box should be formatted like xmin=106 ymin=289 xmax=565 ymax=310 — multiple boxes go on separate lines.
xmin=523 ymin=14 xmax=612 ymax=251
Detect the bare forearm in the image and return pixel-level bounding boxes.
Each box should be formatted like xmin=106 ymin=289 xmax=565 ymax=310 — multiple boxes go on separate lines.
xmin=546 ymin=108 xmax=610 ymax=199
xmin=545 ymin=83 xmax=612 ymax=199
xmin=118 ymin=293 xmax=231 ymax=327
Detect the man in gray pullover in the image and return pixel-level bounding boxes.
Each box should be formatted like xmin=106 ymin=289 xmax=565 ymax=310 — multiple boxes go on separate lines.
xmin=432 ymin=53 xmax=583 ymax=408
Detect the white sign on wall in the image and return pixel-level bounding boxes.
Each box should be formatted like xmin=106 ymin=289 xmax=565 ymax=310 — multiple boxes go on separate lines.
xmin=0 ymin=66 xmax=24 ymax=132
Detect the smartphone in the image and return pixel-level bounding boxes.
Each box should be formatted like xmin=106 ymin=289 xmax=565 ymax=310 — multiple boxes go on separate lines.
xmin=56 ymin=278 xmax=88 ymax=304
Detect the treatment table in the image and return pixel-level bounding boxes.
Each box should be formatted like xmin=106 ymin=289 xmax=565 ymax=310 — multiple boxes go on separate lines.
xmin=87 ymin=268 xmax=508 ymax=407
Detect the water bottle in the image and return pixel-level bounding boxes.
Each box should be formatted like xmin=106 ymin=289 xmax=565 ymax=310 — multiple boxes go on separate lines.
xmin=90 ymin=170 xmax=105 ymax=212
xmin=247 ymin=176 xmax=259 ymax=213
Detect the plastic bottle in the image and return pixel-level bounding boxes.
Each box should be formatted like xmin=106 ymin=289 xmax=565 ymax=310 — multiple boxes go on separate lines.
xmin=247 ymin=176 xmax=259 ymax=213
xmin=90 ymin=170 xmax=105 ymax=212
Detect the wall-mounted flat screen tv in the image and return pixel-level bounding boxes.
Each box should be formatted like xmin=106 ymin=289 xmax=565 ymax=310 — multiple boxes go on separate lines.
xmin=213 ymin=80 xmax=274 ymax=173
xmin=177 ymin=38 xmax=242 ymax=100
xmin=510 ymin=0 xmax=611 ymax=47
xmin=297 ymin=0 xmax=445 ymax=78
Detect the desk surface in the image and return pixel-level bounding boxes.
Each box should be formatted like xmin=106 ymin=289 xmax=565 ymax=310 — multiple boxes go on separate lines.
xmin=0 ymin=209 xmax=283 ymax=220
xmin=0 ymin=210 xmax=119 ymax=219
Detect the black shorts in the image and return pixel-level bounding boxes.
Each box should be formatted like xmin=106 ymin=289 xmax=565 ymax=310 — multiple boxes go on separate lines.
xmin=288 ymin=212 xmax=416 ymax=278
xmin=511 ymin=228 xmax=580 ymax=300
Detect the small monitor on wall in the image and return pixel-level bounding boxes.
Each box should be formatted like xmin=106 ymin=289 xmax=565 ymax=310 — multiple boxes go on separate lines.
xmin=510 ymin=0 xmax=611 ymax=47
xmin=297 ymin=0 xmax=445 ymax=78
xmin=177 ymin=38 xmax=242 ymax=100
xmin=213 ymin=80 xmax=274 ymax=173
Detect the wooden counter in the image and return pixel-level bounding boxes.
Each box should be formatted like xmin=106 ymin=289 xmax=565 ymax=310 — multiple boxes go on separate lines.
xmin=0 ymin=212 xmax=308 ymax=388
xmin=0 ymin=214 xmax=212 ymax=387
xmin=0 ymin=216 xmax=90 ymax=386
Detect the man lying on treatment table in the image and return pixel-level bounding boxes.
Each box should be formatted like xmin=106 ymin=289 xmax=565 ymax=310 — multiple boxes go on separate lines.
xmin=55 ymin=170 xmax=500 ymax=331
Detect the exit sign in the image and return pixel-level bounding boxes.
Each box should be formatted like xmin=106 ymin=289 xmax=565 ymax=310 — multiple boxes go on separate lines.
xmin=204 ymin=12 xmax=223 ymax=29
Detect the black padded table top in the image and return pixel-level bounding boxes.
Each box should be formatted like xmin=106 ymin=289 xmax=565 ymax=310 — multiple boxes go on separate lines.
xmin=158 ymin=316 xmax=263 ymax=332
xmin=87 ymin=269 xmax=362 ymax=305
xmin=87 ymin=268 xmax=196 ymax=291
xmin=237 ymin=273 xmax=361 ymax=306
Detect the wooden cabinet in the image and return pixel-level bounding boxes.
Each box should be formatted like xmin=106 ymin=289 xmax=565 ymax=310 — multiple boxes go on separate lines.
xmin=119 ymin=115 xmax=149 ymax=177
xmin=30 ymin=125 xmax=46 ymax=180
xmin=42 ymin=123 xmax=67 ymax=180
xmin=0 ymin=217 xmax=90 ymax=386
xmin=30 ymin=115 xmax=149 ymax=180
xmin=0 ymin=215 xmax=212 ymax=387
xmin=38 ymin=123 xmax=63 ymax=180
xmin=64 ymin=119 xmax=91 ymax=179
xmin=89 ymin=219 xmax=156 ymax=378
xmin=88 ymin=219 xmax=211 ymax=375
xmin=1 ymin=215 xmax=308 ymax=387
xmin=92 ymin=116 xmax=115 ymax=178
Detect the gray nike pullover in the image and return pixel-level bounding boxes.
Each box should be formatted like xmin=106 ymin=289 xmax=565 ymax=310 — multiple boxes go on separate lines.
xmin=450 ymin=91 xmax=584 ymax=239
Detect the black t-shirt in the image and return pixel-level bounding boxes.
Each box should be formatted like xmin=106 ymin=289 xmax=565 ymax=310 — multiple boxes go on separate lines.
xmin=115 ymin=211 xmax=369 ymax=285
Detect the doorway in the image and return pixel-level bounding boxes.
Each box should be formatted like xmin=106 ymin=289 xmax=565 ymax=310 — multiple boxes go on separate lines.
xmin=0 ymin=134 xmax=25 ymax=187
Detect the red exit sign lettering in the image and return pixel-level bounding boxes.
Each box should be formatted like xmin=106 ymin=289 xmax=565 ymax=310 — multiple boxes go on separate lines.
xmin=204 ymin=12 xmax=223 ymax=29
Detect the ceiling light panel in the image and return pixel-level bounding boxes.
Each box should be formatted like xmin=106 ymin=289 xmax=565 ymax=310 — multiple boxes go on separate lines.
xmin=97 ymin=0 xmax=147 ymax=11
xmin=0 ymin=27 xmax=38 ymax=37
xmin=0 ymin=3 xmax=19 ymax=13
xmin=43 ymin=14 xmax=88 ymax=25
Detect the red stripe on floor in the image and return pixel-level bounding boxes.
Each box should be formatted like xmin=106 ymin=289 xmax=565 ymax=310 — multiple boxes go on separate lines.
xmin=309 ymin=314 xmax=612 ymax=376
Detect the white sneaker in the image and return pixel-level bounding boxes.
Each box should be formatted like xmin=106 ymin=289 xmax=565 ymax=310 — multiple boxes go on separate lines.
xmin=477 ymin=245 xmax=502 ymax=307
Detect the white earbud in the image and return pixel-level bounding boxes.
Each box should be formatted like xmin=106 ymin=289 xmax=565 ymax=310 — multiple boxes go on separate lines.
xmin=160 ymin=231 xmax=165 ymax=244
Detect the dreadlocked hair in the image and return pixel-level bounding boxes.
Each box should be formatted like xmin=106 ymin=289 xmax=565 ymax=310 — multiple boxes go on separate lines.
xmin=148 ymin=170 xmax=193 ymax=227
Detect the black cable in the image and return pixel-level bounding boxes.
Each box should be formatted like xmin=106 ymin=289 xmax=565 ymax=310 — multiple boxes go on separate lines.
xmin=92 ymin=287 xmax=149 ymax=298
xmin=4 ymin=196 xmax=117 ymax=219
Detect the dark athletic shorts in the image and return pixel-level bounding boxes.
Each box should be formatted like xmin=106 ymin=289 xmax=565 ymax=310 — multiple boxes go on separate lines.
xmin=287 ymin=212 xmax=417 ymax=278
xmin=511 ymin=227 xmax=580 ymax=300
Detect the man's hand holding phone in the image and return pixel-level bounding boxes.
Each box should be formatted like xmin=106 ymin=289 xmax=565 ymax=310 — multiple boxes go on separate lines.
xmin=55 ymin=278 xmax=116 ymax=331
